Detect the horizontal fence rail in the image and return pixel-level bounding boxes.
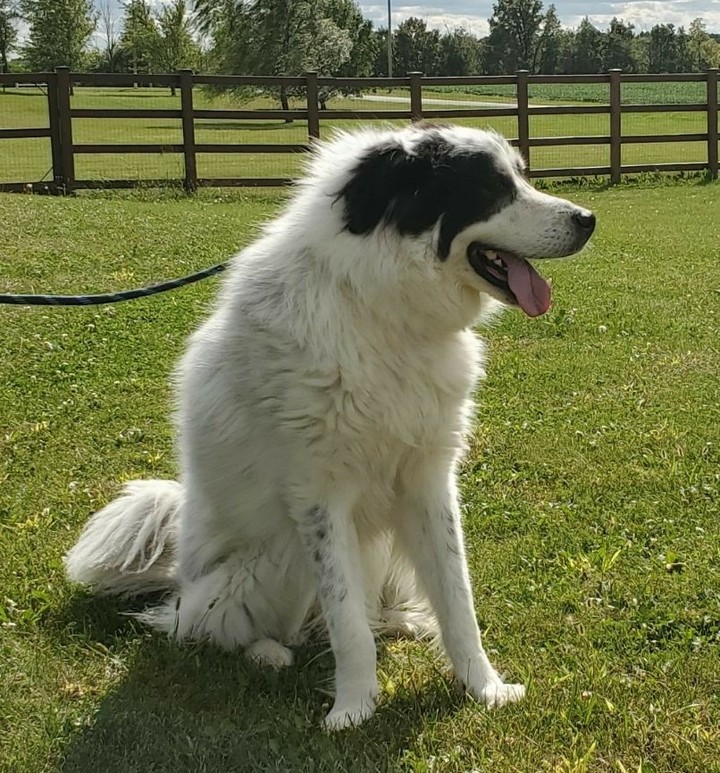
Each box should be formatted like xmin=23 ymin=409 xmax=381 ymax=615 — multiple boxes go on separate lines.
xmin=0 ymin=67 xmax=718 ymax=192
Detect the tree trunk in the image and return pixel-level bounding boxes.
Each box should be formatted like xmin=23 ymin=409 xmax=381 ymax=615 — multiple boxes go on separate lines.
xmin=279 ymin=85 xmax=292 ymax=123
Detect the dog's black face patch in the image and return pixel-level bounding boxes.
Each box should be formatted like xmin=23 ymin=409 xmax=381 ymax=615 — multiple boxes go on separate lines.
xmin=338 ymin=130 xmax=518 ymax=259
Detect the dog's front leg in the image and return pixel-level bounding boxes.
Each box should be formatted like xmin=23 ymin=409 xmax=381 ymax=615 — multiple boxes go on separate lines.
xmin=397 ymin=455 xmax=525 ymax=708
xmin=293 ymin=492 xmax=379 ymax=730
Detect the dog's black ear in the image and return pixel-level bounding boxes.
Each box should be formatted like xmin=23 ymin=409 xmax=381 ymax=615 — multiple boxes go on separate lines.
xmin=337 ymin=131 xmax=473 ymax=245
xmin=338 ymin=141 xmax=430 ymax=235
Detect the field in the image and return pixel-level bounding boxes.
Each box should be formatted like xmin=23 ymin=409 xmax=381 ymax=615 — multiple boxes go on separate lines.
xmin=1 ymin=179 xmax=719 ymax=772
xmin=0 ymin=79 xmax=717 ymax=185
xmin=434 ymin=80 xmax=712 ymax=105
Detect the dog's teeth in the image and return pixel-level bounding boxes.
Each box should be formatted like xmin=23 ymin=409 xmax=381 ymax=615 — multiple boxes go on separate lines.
xmin=485 ymin=250 xmax=504 ymax=267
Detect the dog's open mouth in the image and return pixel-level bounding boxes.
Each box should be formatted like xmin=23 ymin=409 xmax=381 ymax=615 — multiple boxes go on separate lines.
xmin=467 ymin=242 xmax=552 ymax=318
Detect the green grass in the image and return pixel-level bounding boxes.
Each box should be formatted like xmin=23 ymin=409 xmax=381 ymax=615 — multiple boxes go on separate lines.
xmin=0 ymin=84 xmax=717 ymax=184
xmin=1 ymin=180 xmax=719 ymax=772
xmin=430 ymin=80 xmax=717 ymax=105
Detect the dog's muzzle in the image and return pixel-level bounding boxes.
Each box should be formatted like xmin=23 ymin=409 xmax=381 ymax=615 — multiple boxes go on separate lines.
xmin=467 ymin=207 xmax=596 ymax=318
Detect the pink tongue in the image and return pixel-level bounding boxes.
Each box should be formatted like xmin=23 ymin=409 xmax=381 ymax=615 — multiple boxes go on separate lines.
xmin=501 ymin=253 xmax=552 ymax=317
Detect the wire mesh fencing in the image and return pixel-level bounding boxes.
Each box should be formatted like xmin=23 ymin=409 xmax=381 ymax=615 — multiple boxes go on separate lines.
xmin=0 ymin=69 xmax=717 ymax=192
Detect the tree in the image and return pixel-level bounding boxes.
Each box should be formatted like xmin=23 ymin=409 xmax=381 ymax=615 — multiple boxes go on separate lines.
xmin=675 ymin=26 xmax=691 ymax=72
xmin=300 ymin=16 xmax=352 ymax=75
xmin=22 ymin=0 xmax=96 ymax=71
xmin=568 ymin=17 xmax=604 ymax=73
xmin=121 ymin=0 xmax=159 ymax=75
xmin=438 ymin=28 xmax=481 ymax=76
xmin=648 ymin=24 xmax=690 ymax=72
xmin=393 ymin=17 xmax=441 ymax=75
xmin=688 ymin=18 xmax=720 ymax=70
xmin=95 ymin=0 xmax=125 ymax=72
xmin=152 ymin=0 xmax=199 ymax=92
xmin=485 ymin=0 xmax=544 ymax=73
xmin=371 ymin=27 xmax=390 ymax=76
xmin=603 ymin=17 xmax=635 ymax=71
xmin=196 ymin=0 xmax=357 ymax=74
xmin=630 ymin=31 xmax=649 ymax=72
xmin=195 ymin=0 xmax=366 ymax=110
xmin=535 ymin=4 xmax=562 ymax=74
xmin=0 ymin=0 xmax=19 ymax=75
xmin=323 ymin=0 xmax=377 ymax=77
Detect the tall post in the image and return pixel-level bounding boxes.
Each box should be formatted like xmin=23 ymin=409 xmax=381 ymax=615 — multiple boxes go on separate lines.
xmin=306 ymin=71 xmax=320 ymax=141
xmin=180 ymin=69 xmax=197 ymax=193
xmin=386 ymin=0 xmax=393 ymax=78
xmin=409 ymin=71 xmax=423 ymax=122
xmin=707 ymin=68 xmax=718 ymax=180
xmin=516 ymin=70 xmax=530 ymax=172
xmin=54 ymin=67 xmax=74 ymax=193
xmin=609 ymin=69 xmax=622 ymax=185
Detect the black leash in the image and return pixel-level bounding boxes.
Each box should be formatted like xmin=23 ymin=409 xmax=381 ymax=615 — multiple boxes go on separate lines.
xmin=0 ymin=262 xmax=227 ymax=306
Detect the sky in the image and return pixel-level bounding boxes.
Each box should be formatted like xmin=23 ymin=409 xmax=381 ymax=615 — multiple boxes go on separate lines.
xmin=26 ymin=0 xmax=720 ymax=46
xmin=361 ymin=0 xmax=720 ymax=37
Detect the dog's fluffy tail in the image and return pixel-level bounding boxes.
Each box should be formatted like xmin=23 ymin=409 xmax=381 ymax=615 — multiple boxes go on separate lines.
xmin=64 ymin=479 xmax=182 ymax=595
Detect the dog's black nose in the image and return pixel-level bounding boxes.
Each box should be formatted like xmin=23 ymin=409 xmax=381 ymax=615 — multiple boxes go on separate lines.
xmin=573 ymin=211 xmax=596 ymax=234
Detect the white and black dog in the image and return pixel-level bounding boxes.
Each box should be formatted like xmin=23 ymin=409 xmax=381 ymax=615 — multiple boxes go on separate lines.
xmin=65 ymin=124 xmax=595 ymax=729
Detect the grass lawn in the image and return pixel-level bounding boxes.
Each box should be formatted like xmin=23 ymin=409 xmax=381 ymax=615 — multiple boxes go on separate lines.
xmin=432 ymin=80 xmax=716 ymax=105
xmin=1 ymin=180 xmax=719 ymax=772
xmin=0 ymin=83 xmax=716 ymax=184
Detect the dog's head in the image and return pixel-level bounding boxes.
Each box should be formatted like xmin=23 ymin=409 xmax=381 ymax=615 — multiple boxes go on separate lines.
xmin=329 ymin=124 xmax=595 ymax=319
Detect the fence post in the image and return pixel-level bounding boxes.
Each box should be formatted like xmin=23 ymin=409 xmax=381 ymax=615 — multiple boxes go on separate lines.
xmin=305 ymin=71 xmax=320 ymax=141
xmin=47 ymin=72 xmax=63 ymax=194
xmin=180 ymin=70 xmax=197 ymax=192
xmin=707 ymin=68 xmax=718 ymax=180
xmin=409 ymin=71 xmax=423 ymax=122
xmin=609 ymin=69 xmax=622 ymax=185
xmin=515 ymin=70 xmax=530 ymax=172
xmin=54 ymin=67 xmax=74 ymax=193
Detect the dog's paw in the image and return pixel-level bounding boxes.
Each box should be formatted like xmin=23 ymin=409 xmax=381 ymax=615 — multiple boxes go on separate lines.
xmin=322 ymin=682 xmax=379 ymax=731
xmin=473 ymin=681 xmax=526 ymax=708
xmin=322 ymin=696 xmax=377 ymax=731
xmin=245 ymin=638 xmax=294 ymax=670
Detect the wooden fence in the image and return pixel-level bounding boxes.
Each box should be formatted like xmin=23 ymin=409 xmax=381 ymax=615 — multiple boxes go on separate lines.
xmin=0 ymin=67 xmax=718 ymax=193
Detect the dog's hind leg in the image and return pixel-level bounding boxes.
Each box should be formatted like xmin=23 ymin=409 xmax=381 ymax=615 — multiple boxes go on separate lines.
xmin=139 ymin=526 xmax=316 ymax=660
xmin=136 ymin=553 xmax=259 ymax=649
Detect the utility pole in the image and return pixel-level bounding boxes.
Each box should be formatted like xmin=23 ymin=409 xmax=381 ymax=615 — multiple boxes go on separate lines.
xmin=387 ymin=0 xmax=393 ymax=77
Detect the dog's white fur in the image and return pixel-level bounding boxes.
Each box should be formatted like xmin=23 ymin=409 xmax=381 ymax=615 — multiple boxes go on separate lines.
xmin=65 ymin=125 xmax=593 ymax=729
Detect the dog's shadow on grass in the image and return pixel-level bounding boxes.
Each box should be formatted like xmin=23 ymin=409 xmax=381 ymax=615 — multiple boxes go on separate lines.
xmin=52 ymin=594 xmax=463 ymax=773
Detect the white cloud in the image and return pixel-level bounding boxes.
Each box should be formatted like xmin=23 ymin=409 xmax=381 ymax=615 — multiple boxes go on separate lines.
xmin=362 ymin=4 xmax=490 ymax=35
xmin=361 ymin=0 xmax=720 ymax=32
xmin=566 ymin=0 xmax=720 ymax=30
